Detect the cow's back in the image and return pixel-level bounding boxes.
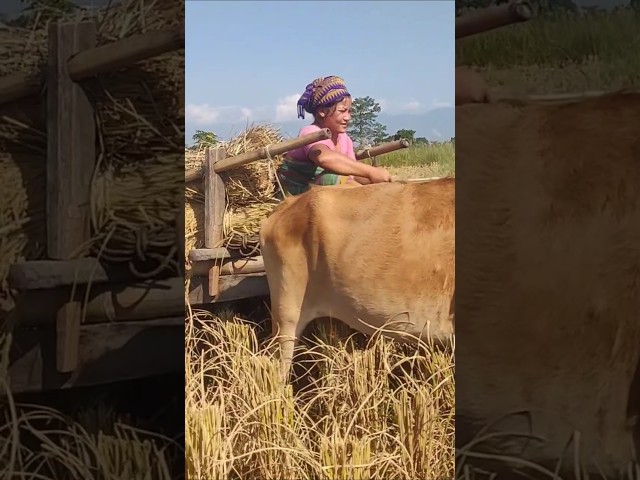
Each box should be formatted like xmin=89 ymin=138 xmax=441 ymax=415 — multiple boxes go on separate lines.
xmin=456 ymin=93 xmax=640 ymax=476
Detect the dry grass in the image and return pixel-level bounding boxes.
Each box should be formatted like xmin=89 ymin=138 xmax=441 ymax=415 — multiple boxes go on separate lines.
xmin=378 ymin=143 xmax=455 ymax=180
xmin=185 ymin=307 xmax=454 ymax=480
xmin=185 ymin=124 xmax=285 ymax=264
xmin=0 ymin=333 xmax=180 ymax=480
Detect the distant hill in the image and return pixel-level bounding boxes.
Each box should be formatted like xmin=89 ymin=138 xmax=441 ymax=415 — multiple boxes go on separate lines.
xmin=185 ymin=106 xmax=454 ymax=146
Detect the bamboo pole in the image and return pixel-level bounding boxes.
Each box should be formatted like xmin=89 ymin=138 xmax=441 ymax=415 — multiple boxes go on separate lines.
xmin=456 ymin=1 xmax=532 ymax=39
xmin=68 ymin=29 xmax=184 ymax=80
xmin=184 ymin=128 xmax=331 ymax=182
xmin=356 ymin=139 xmax=410 ymax=161
xmin=0 ymin=28 xmax=183 ymax=105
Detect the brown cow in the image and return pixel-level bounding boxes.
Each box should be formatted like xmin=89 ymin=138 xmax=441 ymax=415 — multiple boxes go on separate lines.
xmin=456 ymin=66 xmax=492 ymax=105
xmin=456 ymin=92 xmax=640 ymax=478
xmin=259 ymin=179 xmax=455 ymax=383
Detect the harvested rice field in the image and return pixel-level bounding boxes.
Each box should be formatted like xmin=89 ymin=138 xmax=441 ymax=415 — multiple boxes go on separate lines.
xmin=185 ymin=301 xmax=455 ymax=480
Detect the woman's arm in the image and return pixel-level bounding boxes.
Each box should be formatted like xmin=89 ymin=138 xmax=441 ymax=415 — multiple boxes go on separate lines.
xmin=353 ymin=176 xmax=371 ymax=185
xmin=308 ymin=144 xmax=390 ymax=182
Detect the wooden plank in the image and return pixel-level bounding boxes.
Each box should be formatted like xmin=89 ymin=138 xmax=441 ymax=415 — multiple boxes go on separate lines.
xmin=188 ymin=247 xmax=232 ymax=263
xmin=456 ymin=1 xmax=532 ymax=39
xmin=68 ymin=29 xmax=184 ymax=80
xmin=15 ymin=277 xmax=184 ymax=327
xmin=5 ymin=317 xmax=183 ymax=395
xmin=16 ymin=272 xmax=269 ymax=326
xmin=205 ymin=148 xmax=226 ymax=297
xmin=184 ymin=128 xmax=332 ymax=182
xmin=0 ymin=28 xmax=184 ymax=106
xmin=188 ymin=273 xmax=270 ymax=305
xmin=190 ymin=256 xmax=265 ymax=277
xmin=7 ymin=249 xmax=253 ymax=290
xmin=9 ymin=258 xmax=139 ymax=290
xmin=47 ymin=21 xmax=97 ymax=374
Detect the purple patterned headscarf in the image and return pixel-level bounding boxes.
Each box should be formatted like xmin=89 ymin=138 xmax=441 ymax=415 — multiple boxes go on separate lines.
xmin=297 ymin=76 xmax=351 ymax=119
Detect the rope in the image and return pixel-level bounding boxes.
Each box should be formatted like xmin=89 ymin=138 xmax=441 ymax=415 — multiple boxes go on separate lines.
xmin=264 ymin=144 xmax=286 ymax=199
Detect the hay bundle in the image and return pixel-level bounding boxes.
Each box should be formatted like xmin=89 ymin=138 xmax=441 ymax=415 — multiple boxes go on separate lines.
xmin=0 ymin=0 xmax=184 ymax=292
xmin=184 ymin=124 xmax=285 ymax=263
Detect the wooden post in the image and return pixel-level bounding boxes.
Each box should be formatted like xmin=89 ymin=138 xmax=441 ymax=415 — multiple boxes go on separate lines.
xmin=205 ymin=148 xmax=226 ymax=297
xmin=176 ymin=190 xmax=185 ymax=278
xmin=47 ymin=21 xmax=97 ymax=373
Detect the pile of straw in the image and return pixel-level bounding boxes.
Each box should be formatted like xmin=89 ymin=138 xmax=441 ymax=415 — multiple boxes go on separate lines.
xmin=185 ymin=123 xmax=284 ymax=263
xmin=0 ymin=0 xmax=184 ymax=298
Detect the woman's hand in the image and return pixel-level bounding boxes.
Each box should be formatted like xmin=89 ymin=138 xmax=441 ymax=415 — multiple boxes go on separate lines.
xmin=367 ymin=167 xmax=392 ymax=183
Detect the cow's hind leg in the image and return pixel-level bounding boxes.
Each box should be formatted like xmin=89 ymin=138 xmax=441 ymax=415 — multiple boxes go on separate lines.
xmin=267 ymin=284 xmax=316 ymax=384
xmin=271 ymin=306 xmax=315 ymax=384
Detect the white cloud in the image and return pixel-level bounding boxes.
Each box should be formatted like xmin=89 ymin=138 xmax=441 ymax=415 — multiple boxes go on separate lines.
xmin=275 ymin=94 xmax=300 ymax=122
xmin=403 ymin=100 xmax=423 ymax=111
xmin=431 ymin=99 xmax=452 ymax=109
xmin=378 ymin=98 xmax=424 ymax=114
xmin=186 ymin=104 xmax=261 ymax=125
xmin=431 ymin=128 xmax=442 ymax=138
xmin=186 ymin=103 xmax=220 ymax=125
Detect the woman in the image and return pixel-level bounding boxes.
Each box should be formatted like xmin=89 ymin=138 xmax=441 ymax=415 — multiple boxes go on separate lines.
xmin=276 ymin=76 xmax=391 ymax=196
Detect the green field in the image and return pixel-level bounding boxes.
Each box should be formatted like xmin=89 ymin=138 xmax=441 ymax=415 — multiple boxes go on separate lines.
xmin=456 ymin=8 xmax=640 ymax=92
xmin=367 ymin=142 xmax=455 ymax=179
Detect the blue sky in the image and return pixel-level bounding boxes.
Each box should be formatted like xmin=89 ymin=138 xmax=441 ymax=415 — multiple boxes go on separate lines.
xmin=186 ymin=1 xmax=456 ymax=143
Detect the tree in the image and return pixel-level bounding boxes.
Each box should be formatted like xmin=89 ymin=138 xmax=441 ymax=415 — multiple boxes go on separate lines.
xmin=347 ymin=97 xmax=387 ymax=148
xmin=371 ymin=123 xmax=388 ymax=146
xmin=191 ymin=130 xmax=218 ymax=150
xmin=393 ymin=129 xmax=416 ymax=143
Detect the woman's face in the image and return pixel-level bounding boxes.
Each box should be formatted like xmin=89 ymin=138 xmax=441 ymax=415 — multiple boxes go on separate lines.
xmin=317 ymin=97 xmax=352 ymax=134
